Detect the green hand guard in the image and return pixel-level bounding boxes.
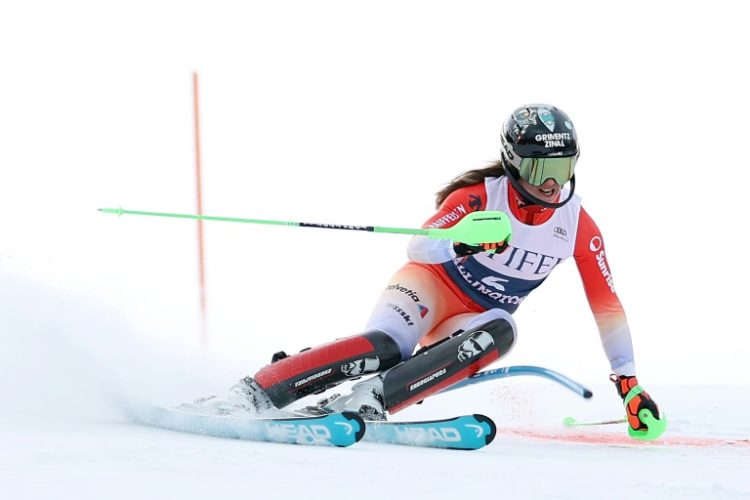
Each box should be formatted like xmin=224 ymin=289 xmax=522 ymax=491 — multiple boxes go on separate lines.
xmin=427 ymin=211 xmax=512 ymax=248
xmin=623 ymin=385 xmax=668 ymax=441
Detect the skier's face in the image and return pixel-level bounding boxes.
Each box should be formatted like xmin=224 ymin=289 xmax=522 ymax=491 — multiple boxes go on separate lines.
xmin=518 ymin=177 xmax=561 ymax=204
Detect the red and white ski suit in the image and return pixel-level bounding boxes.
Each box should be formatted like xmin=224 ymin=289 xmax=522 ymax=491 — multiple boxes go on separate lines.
xmin=364 ymin=176 xmax=635 ymax=376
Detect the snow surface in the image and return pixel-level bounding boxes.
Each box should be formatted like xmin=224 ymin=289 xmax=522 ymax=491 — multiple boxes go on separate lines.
xmin=2 ymin=273 xmax=748 ymax=500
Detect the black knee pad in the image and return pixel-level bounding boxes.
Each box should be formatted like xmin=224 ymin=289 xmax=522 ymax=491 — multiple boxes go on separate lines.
xmin=254 ymin=330 xmax=402 ymax=408
xmin=381 ymin=318 xmax=515 ymax=413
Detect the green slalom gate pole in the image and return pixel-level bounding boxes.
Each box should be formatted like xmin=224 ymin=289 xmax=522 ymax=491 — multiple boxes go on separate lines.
xmin=98 ymin=207 xmax=513 ymax=246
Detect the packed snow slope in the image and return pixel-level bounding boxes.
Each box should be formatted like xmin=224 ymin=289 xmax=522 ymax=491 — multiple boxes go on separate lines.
xmin=1 ymin=273 xmax=748 ymax=500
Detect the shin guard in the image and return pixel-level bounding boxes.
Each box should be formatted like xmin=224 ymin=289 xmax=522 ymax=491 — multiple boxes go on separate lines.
xmin=253 ymin=330 xmax=401 ymax=408
xmin=381 ymin=318 xmax=515 ymax=413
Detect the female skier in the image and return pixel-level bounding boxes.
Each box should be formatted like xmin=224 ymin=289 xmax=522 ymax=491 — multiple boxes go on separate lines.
xmin=193 ymin=104 xmax=662 ymax=435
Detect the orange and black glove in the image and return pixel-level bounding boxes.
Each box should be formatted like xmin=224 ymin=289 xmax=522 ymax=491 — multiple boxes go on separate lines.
xmin=611 ymin=374 xmax=666 ymax=440
xmin=454 ymin=241 xmax=508 ymax=256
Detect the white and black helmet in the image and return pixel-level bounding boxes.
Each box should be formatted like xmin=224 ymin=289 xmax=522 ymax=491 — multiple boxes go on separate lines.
xmin=501 ymin=104 xmax=579 ymax=208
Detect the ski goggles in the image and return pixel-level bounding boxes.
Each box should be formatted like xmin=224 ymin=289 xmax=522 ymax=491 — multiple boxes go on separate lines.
xmin=517 ymin=156 xmax=576 ymax=186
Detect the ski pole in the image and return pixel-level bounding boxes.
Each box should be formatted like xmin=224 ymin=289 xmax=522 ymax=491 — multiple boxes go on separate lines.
xmin=562 ymin=416 xmax=627 ymax=427
xmin=98 ymin=207 xmax=512 ymax=246
xmin=442 ymin=365 xmax=593 ymax=399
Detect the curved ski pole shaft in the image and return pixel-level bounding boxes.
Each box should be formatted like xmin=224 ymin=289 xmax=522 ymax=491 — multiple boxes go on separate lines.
xmin=441 ymin=365 xmax=593 ymax=399
xmin=98 ymin=207 xmax=512 ymax=244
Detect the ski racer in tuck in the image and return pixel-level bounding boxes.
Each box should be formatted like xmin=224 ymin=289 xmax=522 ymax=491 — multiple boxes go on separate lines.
xmin=192 ymin=104 xmax=663 ymax=435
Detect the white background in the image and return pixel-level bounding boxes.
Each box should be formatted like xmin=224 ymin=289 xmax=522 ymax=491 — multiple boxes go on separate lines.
xmin=2 ymin=0 xmax=749 ymax=389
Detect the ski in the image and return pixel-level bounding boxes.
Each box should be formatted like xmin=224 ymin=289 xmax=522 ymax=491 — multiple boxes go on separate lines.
xmin=128 ymin=404 xmax=365 ymax=447
xmin=362 ymin=414 xmax=496 ymax=450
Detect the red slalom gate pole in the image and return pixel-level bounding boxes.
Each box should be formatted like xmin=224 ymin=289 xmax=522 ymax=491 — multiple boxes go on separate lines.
xmin=193 ymin=71 xmax=208 ymax=347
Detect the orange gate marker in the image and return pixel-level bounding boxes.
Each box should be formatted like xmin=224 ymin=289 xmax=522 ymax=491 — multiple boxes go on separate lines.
xmin=193 ymin=71 xmax=208 ymax=346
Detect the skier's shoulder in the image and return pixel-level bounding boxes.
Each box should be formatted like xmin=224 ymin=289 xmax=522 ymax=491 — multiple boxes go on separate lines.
xmin=439 ymin=179 xmax=492 ymax=212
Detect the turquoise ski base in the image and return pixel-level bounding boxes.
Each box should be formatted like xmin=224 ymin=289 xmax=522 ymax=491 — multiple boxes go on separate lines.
xmin=363 ymin=414 xmax=496 ymax=450
xmin=129 ymin=404 xmax=365 ymax=447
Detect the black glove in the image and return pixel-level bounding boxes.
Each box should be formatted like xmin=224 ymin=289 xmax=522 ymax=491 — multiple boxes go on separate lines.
xmin=454 ymin=240 xmax=508 ymax=256
xmin=611 ymin=374 xmax=665 ymax=438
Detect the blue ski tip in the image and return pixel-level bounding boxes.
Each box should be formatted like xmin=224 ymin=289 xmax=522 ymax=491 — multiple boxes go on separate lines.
xmin=341 ymin=411 xmax=367 ymax=444
xmin=474 ymin=413 xmax=497 ymax=446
